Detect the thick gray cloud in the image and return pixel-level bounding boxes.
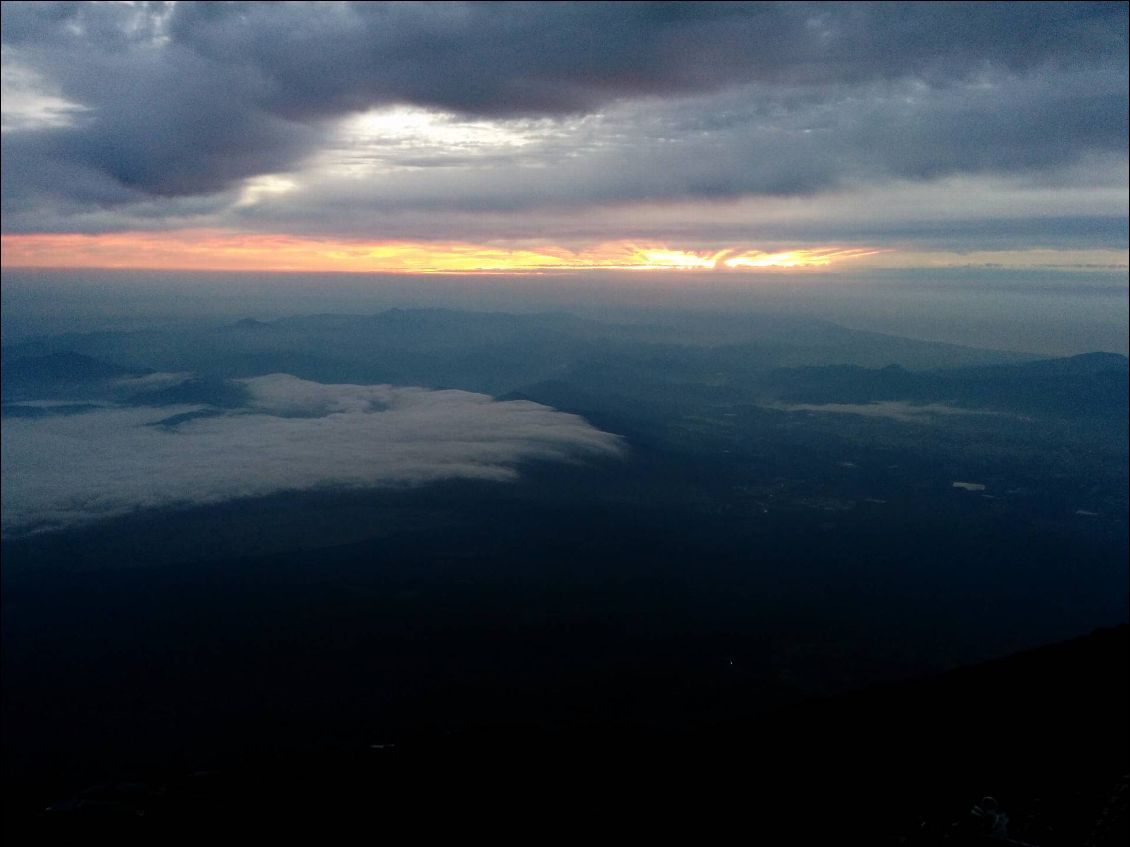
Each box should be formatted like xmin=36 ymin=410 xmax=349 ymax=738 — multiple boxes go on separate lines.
xmin=0 ymin=374 xmax=625 ymax=535
xmin=244 ymin=72 xmax=1127 ymax=212
xmin=12 ymin=3 xmax=1123 ymax=114
xmin=1 ymin=1 xmax=1126 ymax=234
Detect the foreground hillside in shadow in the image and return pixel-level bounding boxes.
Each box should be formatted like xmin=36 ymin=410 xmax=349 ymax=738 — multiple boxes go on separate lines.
xmin=4 ymin=310 xmax=1125 ymax=843
xmin=6 ymin=625 xmax=1126 ymax=844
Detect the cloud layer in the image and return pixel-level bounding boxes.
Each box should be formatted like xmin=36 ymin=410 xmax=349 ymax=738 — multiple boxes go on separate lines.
xmin=1 ymin=1 xmax=1126 ymax=252
xmin=0 ymin=374 xmax=624 ymax=535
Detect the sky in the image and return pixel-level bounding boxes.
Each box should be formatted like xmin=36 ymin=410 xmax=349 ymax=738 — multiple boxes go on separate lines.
xmin=1 ymin=1 xmax=1127 ymax=275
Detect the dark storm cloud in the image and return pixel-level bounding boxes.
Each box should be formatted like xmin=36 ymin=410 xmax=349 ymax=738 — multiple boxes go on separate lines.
xmin=1 ymin=1 xmax=1127 ymax=226
xmin=159 ymin=2 xmax=1127 ymax=115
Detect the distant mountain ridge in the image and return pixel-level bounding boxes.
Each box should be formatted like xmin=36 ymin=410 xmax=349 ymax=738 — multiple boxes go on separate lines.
xmin=765 ymin=353 xmax=1128 ymax=418
xmin=2 ymin=307 xmax=1030 ymax=387
xmin=1 ymin=351 xmax=144 ymax=402
xmin=2 ymin=310 xmax=1121 ymax=420
xmin=3 ymin=350 xmax=138 ymax=382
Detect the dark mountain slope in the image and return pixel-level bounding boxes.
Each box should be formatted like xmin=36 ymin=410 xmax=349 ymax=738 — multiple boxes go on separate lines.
xmin=767 ymin=353 xmax=1129 ymax=418
xmin=1 ymin=351 xmax=142 ymax=401
xmin=7 ymin=626 xmax=1124 ymax=844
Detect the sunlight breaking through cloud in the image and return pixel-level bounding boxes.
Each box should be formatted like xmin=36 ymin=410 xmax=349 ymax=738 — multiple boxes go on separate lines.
xmin=0 ymin=231 xmax=885 ymax=274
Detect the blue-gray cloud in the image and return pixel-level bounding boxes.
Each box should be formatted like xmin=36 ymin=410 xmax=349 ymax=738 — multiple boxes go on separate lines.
xmin=1 ymin=1 xmax=1126 ymax=234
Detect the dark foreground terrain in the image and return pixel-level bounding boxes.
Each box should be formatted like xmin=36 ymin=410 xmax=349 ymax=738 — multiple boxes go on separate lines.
xmin=3 ymin=310 xmax=1126 ymax=842
xmin=4 ymin=626 xmax=1126 ymax=844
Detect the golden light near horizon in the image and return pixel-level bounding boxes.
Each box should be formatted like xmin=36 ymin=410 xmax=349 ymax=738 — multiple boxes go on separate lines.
xmin=0 ymin=231 xmax=887 ymax=274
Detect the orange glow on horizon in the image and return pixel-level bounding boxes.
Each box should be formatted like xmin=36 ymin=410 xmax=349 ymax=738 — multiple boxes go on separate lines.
xmin=0 ymin=230 xmax=885 ymax=274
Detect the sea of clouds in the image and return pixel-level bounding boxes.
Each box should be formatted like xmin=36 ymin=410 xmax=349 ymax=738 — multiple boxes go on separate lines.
xmin=1 ymin=374 xmax=624 ymax=536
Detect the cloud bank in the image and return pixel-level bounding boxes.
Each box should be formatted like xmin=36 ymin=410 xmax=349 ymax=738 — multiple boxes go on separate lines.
xmin=0 ymin=374 xmax=624 ymax=536
xmin=766 ymin=401 xmax=1001 ymax=424
xmin=1 ymin=1 xmax=1125 ymax=253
